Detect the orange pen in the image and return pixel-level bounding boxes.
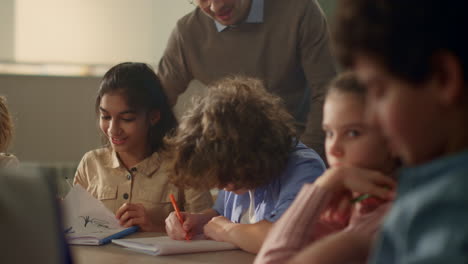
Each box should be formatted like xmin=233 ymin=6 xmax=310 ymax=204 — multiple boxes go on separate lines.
xmin=169 ymin=194 xmax=190 ymax=241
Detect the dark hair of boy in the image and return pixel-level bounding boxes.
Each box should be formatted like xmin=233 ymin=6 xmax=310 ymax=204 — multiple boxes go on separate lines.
xmin=164 ymin=76 xmax=297 ymax=190
xmin=333 ymin=0 xmax=468 ymax=85
xmin=96 ymin=62 xmax=177 ymax=152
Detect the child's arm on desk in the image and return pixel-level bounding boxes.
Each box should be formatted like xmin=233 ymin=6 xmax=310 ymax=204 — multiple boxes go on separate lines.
xmin=204 ymin=217 xmax=273 ymax=254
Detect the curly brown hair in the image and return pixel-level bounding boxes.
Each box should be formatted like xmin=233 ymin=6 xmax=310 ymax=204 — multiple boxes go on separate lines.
xmin=164 ymin=76 xmax=297 ymax=190
xmin=0 ymin=96 xmax=14 ymax=152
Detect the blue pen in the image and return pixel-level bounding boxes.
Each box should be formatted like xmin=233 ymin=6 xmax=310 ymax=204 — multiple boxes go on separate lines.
xmin=101 ymin=225 xmax=139 ymax=245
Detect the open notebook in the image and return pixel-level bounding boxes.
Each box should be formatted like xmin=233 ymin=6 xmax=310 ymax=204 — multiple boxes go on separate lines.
xmin=112 ymin=236 xmax=238 ymax=256
xmin=62 ymin=184 xmax=138 ymax=245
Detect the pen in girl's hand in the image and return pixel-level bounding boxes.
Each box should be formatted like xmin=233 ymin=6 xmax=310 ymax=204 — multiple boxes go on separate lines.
xmin=351 ymin=193 xmax=371 ymax=204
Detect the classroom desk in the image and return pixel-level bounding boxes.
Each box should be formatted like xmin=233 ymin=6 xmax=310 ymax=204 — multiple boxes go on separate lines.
xmin=70 ymin=232 xmax=256 ymax=264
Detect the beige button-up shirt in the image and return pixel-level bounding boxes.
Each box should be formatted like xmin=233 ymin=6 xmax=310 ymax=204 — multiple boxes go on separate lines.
xmin=74 ymin=148 xmax=213 ymax=230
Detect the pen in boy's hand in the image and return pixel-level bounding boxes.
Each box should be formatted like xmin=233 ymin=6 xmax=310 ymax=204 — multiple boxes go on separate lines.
xmin=169 ymin=194 xmax=190 ymax=241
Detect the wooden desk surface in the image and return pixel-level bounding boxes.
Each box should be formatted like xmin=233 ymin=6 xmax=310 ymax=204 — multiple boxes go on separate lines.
xmin=70 ymin=232 xmax=256 ymax=264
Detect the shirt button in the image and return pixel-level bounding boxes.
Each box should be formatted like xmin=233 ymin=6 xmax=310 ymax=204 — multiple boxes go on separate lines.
xmin=131 ymin=167 xmax=137 ymax=172
xmin=127 ymin=174 xmax=132 ymax=180
xmin=123 ymin=193 xmax=129 ymax=200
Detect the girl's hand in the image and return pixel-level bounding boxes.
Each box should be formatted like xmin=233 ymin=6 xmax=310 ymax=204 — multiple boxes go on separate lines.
xmin=317 ymin=167 xmax=396 ymax=226
xmin=320 ymin=190 xmax=354 ymax=227
xmin=347 ymin=203 xmax=390 ymax=235
xmin=316 ymin=167 xmax=396 ymax=200
xmin=115 ymin=203 xmax=155 ymax=231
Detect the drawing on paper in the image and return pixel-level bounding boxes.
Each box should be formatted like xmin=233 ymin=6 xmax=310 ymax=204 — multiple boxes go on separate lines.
xmin=80 ymin=215 xmax=111 ymax=229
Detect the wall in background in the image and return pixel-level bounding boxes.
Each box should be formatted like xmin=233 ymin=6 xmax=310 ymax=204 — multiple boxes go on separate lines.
xmin=0 ymin=0 xmax=14 ymax=61
xmin=1 ymin=75 xmax=101 ymax=163
xmin=5 ymin=0 xmax=335 ymax=65
xmin=13 ymin=0 xmax=194 ymax=65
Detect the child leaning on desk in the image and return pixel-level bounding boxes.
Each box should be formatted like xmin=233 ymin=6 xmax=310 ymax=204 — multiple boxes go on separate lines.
xmin=333 ymin=0 xmax=468 ymax=263
xmin=0 ymin=96 xmax=19 ymax=168
xmin=164 ymin=76 xmax=326 ymax=254
xmin=73 ymin=62 xmax=213 ymax=232
xmin=255 ymin=72 xmax=399 ymax=264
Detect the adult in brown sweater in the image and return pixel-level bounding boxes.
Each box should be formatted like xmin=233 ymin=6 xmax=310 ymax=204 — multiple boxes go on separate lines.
xmin=158 ymin=0 xmax=337 ymax=159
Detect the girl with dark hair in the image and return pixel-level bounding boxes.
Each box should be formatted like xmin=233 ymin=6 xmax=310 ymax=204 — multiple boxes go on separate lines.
xmin=74 ymin=62 xmax=213 ymax=232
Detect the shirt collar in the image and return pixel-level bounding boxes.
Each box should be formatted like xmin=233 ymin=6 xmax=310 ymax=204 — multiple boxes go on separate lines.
xmin=215 ymin=0 xmax=264 ymax=32
xmin=108 ymin=149 xmax=120 ymax=169
xmin=106 ymin=149 xmax=161 ymax=177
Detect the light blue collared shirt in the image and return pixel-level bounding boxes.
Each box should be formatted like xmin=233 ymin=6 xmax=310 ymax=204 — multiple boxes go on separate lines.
xmin=213 ymin=141 xmax=325 ymax=223
xmin=215 ymin=0 xmax=264 ymax=32
xmin=369 ymin=150 xmax=468 ymax=264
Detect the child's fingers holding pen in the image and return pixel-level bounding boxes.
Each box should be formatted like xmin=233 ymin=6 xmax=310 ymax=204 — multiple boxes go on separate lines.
xmin=165 ymin=212 xmax=189 ymax=240
xmin=182 ymin=214 xmax=192 ymax=231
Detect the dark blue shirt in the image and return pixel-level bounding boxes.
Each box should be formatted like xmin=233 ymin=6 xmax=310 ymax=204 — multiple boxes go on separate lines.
xmin=370 ymin=150 xmax=468 ymax=264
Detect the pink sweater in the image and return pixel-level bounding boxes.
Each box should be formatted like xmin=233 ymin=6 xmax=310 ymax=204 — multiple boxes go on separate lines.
xmin=255 ymin=183 xmax=391 ymax=264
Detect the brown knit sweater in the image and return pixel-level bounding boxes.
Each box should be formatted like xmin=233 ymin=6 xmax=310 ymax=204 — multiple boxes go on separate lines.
xmin=158 ymin=0 xmax=337 ymax=157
